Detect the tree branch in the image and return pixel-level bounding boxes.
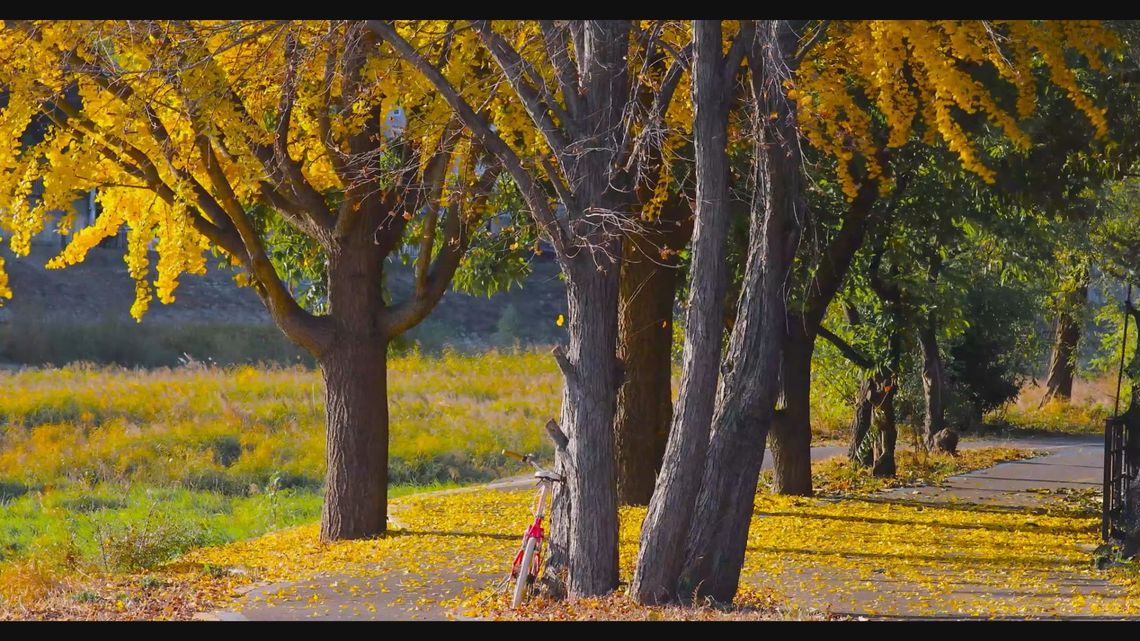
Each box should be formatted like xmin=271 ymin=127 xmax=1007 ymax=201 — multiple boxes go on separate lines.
xmin=317 ymin=23 xmax=351 ymax=185
xmin=818 ymin=325 xmax=874 ymax=369
xmin=370 ymin=20 xmax=571 ymax=258
xmin=539 ymin=20 xmax=583 ymax=122
xmin=470 ymin=21 xmax=574 ymax=161
xmin=414 ymin=122 xmax=463 ymax=298
xmin=383 ymin=158 xmax=503 ymax=336
xmin=164 ymin=21 xmax=337 ymax=235
xmin=552 ymin=344 xmax=575 ymax=382
xmin=199 ymin=138 xmax=332 ymax=355
xmin=794 ymin=20 xmax=831 ymax=65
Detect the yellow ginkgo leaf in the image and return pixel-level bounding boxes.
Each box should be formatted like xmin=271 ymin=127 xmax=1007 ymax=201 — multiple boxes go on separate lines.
xmin=556 ymin=314 xmax=565 ymax=327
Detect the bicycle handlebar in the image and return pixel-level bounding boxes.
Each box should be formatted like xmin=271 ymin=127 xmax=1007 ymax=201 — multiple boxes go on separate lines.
xmin=502 ymin=449 xmax=545 ymax=472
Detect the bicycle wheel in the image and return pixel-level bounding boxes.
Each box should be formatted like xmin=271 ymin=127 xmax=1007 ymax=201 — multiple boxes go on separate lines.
xmin=511 ymin=536 xmax=538 ymax=608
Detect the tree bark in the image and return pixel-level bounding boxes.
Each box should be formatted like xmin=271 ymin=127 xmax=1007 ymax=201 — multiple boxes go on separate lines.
xmin=1043 ymin=280 xmax=1087 ymax=404
xmin=675 ymin=20 xmax=801 ymax=604
xmin=870 ymin=383 xmax=897 ymax=477
xmin=615 ymin=203 xmax=691 ymax=506
xmin=847 ymin=377 xmax=874 ymax=465
xmin=918 ymin=318 xmax=946 ymax=446
xmin=765 ymin=158 xmax=881 ymax=496
xmin=631 ymin=19 xmax=742 ymax=604
xmin=319 ymin=241 xmax=389 ymax=541
xmin=769 ymin=324 xmax=815 ymax=495
xmin=547 ymin=257 xmax=622 ymax=597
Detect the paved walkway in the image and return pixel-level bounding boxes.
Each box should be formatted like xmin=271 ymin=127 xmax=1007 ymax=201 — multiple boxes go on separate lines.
xmin=882 ymin=439 xmax=1102 ymax=508
xmin=754 ymin=436 xmax=1129 ymax=619
xmin=199 ymin=434 xmax=1112 ymax=621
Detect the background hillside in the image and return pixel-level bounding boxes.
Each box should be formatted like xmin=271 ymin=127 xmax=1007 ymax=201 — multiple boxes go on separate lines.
xmin=0 ymin=244 xmax=569 ymax=367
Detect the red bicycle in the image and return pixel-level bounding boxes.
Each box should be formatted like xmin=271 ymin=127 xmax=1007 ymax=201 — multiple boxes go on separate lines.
xmin=502 ymin=449 xmax=563 ymax=608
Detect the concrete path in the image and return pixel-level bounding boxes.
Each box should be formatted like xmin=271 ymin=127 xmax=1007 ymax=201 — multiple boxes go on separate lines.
xmin=881 ymin=440 xmax=1102 ymax=508
xmin=755 ymin=435 xmax=1130 ymax=619
xmin=199 ymin=434 xmax=1109 ymax=621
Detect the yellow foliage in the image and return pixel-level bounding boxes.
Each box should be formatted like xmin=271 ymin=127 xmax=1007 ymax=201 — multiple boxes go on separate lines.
xmin=796 ymin=20 xmax=1117 ymax=199
xmin=0 ymin=21 xmax=489 ymax=320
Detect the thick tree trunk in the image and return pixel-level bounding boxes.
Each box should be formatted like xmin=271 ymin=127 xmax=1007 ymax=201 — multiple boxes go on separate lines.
xmin=1043 ymin=281 xmax=1087 ymax=404
xmin=615 ymin=206 xmax=690 ymax=506
xmin=547 ymin=259 xmax=621 ymax=598
xmin=320 ymin=341 xmax=389 ymax=540
xmin=320 ymin=243 xmax=389 ymax=541
xmin=675 ymin=20 xmax=801 ymax=604
xmin=769 ymin=324 xmax=815 ymax=495
xmin=918 ymin=319 xmax=946 ymax=446
xmin=631 ymin=19 xmax=737 ymax=604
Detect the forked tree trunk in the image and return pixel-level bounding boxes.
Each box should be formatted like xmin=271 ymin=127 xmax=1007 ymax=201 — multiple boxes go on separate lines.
xmin=847 ymin=377 xmax=874 ymax=465
xmin=870 ymin=385 xmax=897 ymax=477
xmin=918 ymin=319 xmax=946 ymax=446
xmin=615 ymin=205 xmax=691 ymax=506
xmin=675 ymin=20 xmax=801 ymax=604
xmin=320 ymin=242 xmax=389 ymax=541
xmin=631 ymin=19 xmax=741 ymax=604
xmin=1043 ymin=281 xmax=1087 ymax=404
xmin=846 ymin=375 xmax=897 ymax=474
xmin=769 ymin=325 xmax=815 ymax=495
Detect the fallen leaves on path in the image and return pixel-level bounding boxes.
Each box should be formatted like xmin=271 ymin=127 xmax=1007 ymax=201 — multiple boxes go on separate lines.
xmin=7 ymin=447 xmax=1136 ymax=620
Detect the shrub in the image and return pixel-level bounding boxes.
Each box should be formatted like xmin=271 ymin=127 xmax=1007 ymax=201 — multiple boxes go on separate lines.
xmin=92 ymin=513 xmax=200 ymax=572
xmin=494 ymin=304 xmax=523 ymax=346
xmin=946 ymin=281 xmax=1040 ymax=422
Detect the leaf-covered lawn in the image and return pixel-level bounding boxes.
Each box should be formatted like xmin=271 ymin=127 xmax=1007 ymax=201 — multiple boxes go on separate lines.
xmin=8 ymin=446 xmax=1138 ymax=620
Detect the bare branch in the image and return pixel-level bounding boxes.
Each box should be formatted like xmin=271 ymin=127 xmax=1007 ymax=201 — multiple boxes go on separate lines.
xmin=414 ymin=121 xmax=463 ymax=298
xmin=383 ymin=157 xmax=503 ymax=336
xmin=470 ymin=21 xmax=574 ymax=160
xmin=794 ymin=20 xmax=831 ymax=65
xmin=369 ymin=20 xmax=571 ymax=258
xmin=551 ymin=344 xmax=575 ymax=383
xmin=539 ymin=20 xmax=583 ymax=121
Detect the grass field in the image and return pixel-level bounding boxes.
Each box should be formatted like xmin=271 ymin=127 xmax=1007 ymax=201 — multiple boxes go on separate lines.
xmin=0 ymin=349 xmax=1107 ymax=613
xmin=0 ymin=350 xmax=558 ymax=589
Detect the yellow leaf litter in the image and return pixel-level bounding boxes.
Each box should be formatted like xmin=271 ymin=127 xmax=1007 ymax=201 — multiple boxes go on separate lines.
xmin=7 ymin=447 xmax=1140 ymax=620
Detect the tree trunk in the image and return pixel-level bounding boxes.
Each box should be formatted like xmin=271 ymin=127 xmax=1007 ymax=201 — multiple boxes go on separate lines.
xmin=769 ymin=324 xmax=815 ymax=495
xmin=615 ymin=205 xmax=690 ymax=506
xmin=320 ymin=341 xmax=389 ymax=540
xmin=918 ymin=319 xmax=946 ymax=446
xmin=631 ymin=19 xmax=738 ymax=604
xmin=320 ymin=243 xmax=389 ymax=541
xmin=675 ymin=20 xmax=801 ymax=604
xmin=870 ymin=382 xmax=897 ymax=477
xmin=1043 ymin=281 xmax=1087 ymax=404
xmin=847 ymin=377 xmax=874 ymax=465
xmin=548 ymin=259 xmax=621 ymax=598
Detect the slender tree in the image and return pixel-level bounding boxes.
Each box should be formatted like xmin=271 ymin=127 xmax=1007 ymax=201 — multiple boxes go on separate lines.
xmin=632 ymin=18 xmax=750 ymax=603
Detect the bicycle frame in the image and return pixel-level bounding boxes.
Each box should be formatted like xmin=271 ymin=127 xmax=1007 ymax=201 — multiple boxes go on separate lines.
xmin=511 ymin=479 xmax=552 ymax=582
